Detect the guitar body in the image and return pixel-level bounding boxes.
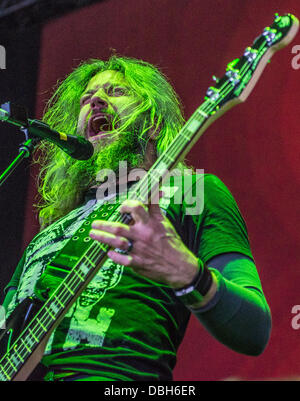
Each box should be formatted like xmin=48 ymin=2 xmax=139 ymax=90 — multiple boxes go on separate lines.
xmin=0 ymin=13 xmax=298 ymax=381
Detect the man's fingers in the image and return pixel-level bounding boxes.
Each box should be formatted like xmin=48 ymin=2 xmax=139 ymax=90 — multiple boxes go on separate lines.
xmin=89 ymin=229 xmax=131 ymax=251
xmin=107 ymin=250 xmax=147 ymax=273
xmin=107 ymin=250 xmax=133 ymax=266
xmin=148 ymin=201 xmax=163 ymax=218
xmin=120 ymin=200 xmax=149 ymax=224
xmin=91 ymin=220 xmax=131 ymax=237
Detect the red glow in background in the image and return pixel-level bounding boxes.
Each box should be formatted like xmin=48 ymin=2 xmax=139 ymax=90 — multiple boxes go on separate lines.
xmin=21 ymin=0 xmax=300 ymax=380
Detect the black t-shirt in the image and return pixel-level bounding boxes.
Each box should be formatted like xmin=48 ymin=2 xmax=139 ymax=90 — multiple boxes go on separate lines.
xmin=5 ymin=174 xmax=254 ymax=380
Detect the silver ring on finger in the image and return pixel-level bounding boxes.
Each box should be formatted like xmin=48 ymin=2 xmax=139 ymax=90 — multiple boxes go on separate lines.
xmin=115 ymin=240 xmax=133 ymax=255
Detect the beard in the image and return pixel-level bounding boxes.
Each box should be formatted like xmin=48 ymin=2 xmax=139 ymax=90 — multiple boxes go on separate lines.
xmin=68 ymin=124 xmax=145 ymax=194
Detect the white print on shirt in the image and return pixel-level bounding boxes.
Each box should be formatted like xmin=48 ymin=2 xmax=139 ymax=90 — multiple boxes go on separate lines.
xmin=6 ymin=197 xmax=123 ymax=354
xmin=6 ymin=199 xmax=101 ymax=319
xmin=45 ymin=305 xmax=115 ymax=352
xmin=44 ymin=258 xmax=123 ymax=353
xmin=8 ymin=185 xmax=188 ymax=353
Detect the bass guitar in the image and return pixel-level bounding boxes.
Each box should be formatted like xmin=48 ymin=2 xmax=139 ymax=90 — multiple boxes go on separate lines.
xmin=0 ymin=13 xmax=298 ymax=381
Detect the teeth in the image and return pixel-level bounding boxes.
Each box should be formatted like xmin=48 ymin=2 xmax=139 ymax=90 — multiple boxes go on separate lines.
xmin=91 ymin=115 xmax=113 ymax=135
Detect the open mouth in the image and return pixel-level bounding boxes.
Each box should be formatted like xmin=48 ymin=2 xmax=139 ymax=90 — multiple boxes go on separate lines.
xmin=87 ymin=113 xmax=116 ymax=138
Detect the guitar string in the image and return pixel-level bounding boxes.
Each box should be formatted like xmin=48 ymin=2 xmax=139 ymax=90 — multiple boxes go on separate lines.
xmin=0 ymin=38 xmax=269 ymax=379
xmin=130 ymin=39 xmax=275 ymax=201
xmin=0 ymin=211 xmax=117 ymax=379
xmin=126 ymin=42 xmax=268 ymax=202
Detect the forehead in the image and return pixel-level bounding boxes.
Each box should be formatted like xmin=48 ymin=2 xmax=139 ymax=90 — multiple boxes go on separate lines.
xmin=86 ymin=70 xmax=128 ymax=90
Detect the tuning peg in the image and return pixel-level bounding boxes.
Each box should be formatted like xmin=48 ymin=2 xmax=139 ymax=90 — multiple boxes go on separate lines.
xmin=226 ymin=58 xmax=240 ymax=71
xmin=212 ymin=75 xmax=219 ymax=83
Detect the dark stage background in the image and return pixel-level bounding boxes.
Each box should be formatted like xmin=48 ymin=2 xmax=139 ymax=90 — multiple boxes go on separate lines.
xmin=0 ymin=0 xmax=300 ymax=381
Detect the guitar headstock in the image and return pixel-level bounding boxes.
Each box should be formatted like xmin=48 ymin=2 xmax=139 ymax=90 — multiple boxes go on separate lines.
xmin=205 ymin=13 xmax=299 ymax=113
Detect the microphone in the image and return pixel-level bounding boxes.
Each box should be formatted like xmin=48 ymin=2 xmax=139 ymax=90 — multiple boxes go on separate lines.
xmin=0 ymin=103 xmax=94 ymax=160
xmin=27 ymin=119 xmax=94 ymax=160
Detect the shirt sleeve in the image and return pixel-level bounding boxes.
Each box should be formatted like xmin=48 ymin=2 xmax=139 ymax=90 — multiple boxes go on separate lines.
xmin=192 ymin=174 xmax=254 ymax=262
xmin=165 ymin=174 xmax=254 ymax=262
xmin=192 ymin=256 xmax=272 ymax=356
xmin=167 ymin=174 xmax=271 ymax=356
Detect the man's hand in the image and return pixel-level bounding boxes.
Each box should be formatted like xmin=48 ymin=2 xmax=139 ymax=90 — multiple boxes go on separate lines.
xmin=89 ymin=199 xmax=199 ymax=289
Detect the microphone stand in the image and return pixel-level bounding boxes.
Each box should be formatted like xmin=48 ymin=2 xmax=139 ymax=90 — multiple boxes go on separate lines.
xmin=0 ymin=102 xmax=40 ymax=188
xmin=0 ymin=131 xmax=40 ymax=188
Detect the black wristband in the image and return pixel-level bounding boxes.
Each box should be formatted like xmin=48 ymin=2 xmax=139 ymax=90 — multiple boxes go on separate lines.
xmin=173 ymin=259 xmax=213 ymax=306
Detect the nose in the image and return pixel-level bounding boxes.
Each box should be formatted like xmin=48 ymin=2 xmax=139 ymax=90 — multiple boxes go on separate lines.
xmin=90 ymin=95 xmax=108 ymax=112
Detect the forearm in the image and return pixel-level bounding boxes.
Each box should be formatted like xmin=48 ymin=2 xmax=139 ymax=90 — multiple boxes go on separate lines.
xmin=189 ymin=268 xmax=271 ymax=356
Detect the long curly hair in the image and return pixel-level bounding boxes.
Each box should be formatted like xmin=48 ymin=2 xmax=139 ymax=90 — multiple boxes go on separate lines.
xmin=35 ymin=56 xmax=186 ymax=228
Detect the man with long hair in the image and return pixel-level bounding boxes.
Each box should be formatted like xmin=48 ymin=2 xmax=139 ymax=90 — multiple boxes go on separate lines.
xmin=3 ymin=56 xmax=271 ymax=381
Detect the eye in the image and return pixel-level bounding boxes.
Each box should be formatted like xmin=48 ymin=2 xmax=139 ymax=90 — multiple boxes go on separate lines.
xmin=80 ymin=94 xmax=91 ymax=106
xmin=106 ymin=86 xmax=128 ymax=97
